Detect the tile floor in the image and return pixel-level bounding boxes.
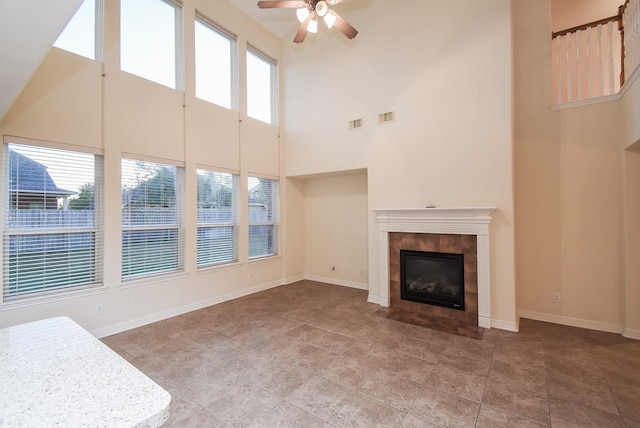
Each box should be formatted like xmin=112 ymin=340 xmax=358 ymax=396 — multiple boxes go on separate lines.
xmin=102 ymin=280 xmax=640 ymax=428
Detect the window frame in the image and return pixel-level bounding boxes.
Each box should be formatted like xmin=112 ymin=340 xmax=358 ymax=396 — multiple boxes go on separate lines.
xmin=247 ymin=175 xmax=279 ymax=260
xmin=121 ymin=155 xmax=185 ymax=281
xmin=246 ymin=45 xmax=279 ymax=125
xmin=2 ymin=138 xmax=104 ymax=302
xmin=194 ymin=14 xmax=238 ymax=111
xmin=119 ymin=0 xmax=184 ymax=90
xmin=54 ymin=0 xmax=105 ymax=61
xmin=196 ymin=167 xmax=240 ymax=268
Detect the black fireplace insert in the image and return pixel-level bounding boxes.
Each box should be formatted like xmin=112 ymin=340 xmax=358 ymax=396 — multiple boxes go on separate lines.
xmin=400 ymin=249 xmax=465 ymax=311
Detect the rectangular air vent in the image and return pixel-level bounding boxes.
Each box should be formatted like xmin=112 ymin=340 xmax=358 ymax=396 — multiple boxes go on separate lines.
xmin=349 ymin=118 xmax=363 ymax=129
xmin=378 ymin=111 xmax=395 ymax=123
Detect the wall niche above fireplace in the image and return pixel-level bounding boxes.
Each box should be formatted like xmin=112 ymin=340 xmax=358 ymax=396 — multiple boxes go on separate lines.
xmin=400 ymin=249 xmax=465 ymax=311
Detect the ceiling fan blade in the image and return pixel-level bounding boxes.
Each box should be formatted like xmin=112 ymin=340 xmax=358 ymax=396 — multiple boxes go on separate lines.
xmin=328 ymin=9 xmax=358 ymax=39
xmin=293 ymin=17 xmax=310 ymax=43
xmin=257 ymin=1 xmax=303 ymax=9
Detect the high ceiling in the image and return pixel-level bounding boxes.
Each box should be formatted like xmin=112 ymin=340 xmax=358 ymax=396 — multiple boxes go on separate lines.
xmin=227 ymin=0 xmax=299 ymax=38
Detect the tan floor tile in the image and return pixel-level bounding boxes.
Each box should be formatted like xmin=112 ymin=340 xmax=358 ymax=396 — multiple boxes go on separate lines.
xmin=624 ymin=417 xmax=640 ymax=428
xmin=285 ymin=375 xmax=353 ymax=422
xmin=482 ymin=381 xmax=550 ymax=426
xmin=320 ymin=353 xmax=377 ymax=390
xmin=399 ymin=413 xmax=443 ymax=427
xmin=311 ymin=331 xmax=356 ymax=353
xmin=259 ymin=364 xmax=315 ymax=398
xmin=103 ymin=281 xmax=640 ymax=427
xmin=286 ymin=323 xmax=328 ymax=342
xmin=427 ymin=363 xmax=486 ymax=402
xmin=359 ymin=368 xmax=423 ymax=411
xmin=410 ymin=386 xmax=480 ymax=428
xmin=248 ymin=401 xmax=329 ymax=427
xmin=546 ymin=364 xmax=619 ymax=415
xmin=329 ymin=392 xmax=408 ymax=427
xmin=549 ymin=398 xmax=626 ymax=428
xmin=608 ymin=380 xmax=640 ymax=420
xmin=163 ymin=397 xmax=225 ymax=428
xmin=476 ymin=405 xmax=547 ymax=428
xmin=487 ymin=358 xmax=547 ymax=395
xmin=206 ymin=381 xmax=282 ymax=426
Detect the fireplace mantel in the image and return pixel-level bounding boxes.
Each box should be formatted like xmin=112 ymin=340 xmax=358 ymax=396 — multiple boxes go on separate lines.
xmin=372 ymin=207 xmax=496 ymax=328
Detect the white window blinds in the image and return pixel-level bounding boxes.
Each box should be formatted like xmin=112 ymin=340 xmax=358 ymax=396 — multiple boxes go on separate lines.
xmin=248 ymin=176 xmax=279 ymax=259
xmin=121 ymin=158 xmax=184 ymax=279
xmin=3 ymin=142 xmax=103 ymax=300
xmin=196 ymin=169 xmax=239 ymax=267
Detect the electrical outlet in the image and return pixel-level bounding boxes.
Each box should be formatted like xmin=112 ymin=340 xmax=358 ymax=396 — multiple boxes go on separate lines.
xmin=553 ymin=293 xmax=561 ymax=303
xmin=95 ymin=303 xmax=104 ymax=315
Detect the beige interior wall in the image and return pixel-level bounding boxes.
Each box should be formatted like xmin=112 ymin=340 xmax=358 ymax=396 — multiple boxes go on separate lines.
xmin=624 ymin=147 xmax=640 ymax=335
xmin=0 ymin=0 xmax=283 ymax=335
xmin=551 ymin=0 xmax=622 ymax=32
xmin=301 ymin=172 xmax=368 ymax=288
xmin=283 ymin=177 xmax=306 ymax=283
xmin=281 ymin=0 xmax=517 ymax=328
xmin=514 ymin=0 xmax=633 ymax=332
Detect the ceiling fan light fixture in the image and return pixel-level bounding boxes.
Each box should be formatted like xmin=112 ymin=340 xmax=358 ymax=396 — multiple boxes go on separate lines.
xmin=307 ymin=17 xmax=318 ymax=33
xmin=296 ymin=6 xmax=309 ymax=23
xmin=315 ymin=1 xmax=328 ymax=17
xmin=323 ymin=10 xmax=337 ymax=28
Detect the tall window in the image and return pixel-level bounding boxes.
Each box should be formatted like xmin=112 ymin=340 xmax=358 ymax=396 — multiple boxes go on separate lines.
xmin=246 ymin=48 xmax=277 ymax=124
xmin=197 ymin=169 xmax=239 ymax=267
xmin=248 ymin=176 xmax=279 ymax=259
xmin=120 ymin=0 xmax=182 ymax=89
xmin=3 ymin=141 xmax=103 ymax=300
xmin=195 ymin=17 xmax=236 ymax=109
xmin=121 ymin=158 xmax=184 ymax=279
xmin=54 ymin=0 xmax=103 ymax=61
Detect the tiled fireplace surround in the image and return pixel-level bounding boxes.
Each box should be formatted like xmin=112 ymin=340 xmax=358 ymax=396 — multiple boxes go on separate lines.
xmin=372 ymin=208 xmax=495 ymax=328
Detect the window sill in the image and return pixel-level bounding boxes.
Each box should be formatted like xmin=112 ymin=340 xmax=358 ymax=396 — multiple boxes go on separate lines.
xmin=120 ymin=271 xmax=188 ymax=289
xmin=196 ymin=261 xmax=242 ymax=275
xmin=248 ymin=254 xmax=282 ymax=265
xmin=1 ymin=284 xmax=107 ymax=311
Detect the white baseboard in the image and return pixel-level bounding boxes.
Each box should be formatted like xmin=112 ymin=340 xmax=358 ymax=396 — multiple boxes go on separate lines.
xmin=367 ymin=294 xmax=387 ymax=306
xmin=491 ymin=318 xmax=519 ymax=332
xmin=284 ymin=275 xmax=305 ymax=285
xmin=519 ymin=310 xmax=623 ymax=334
xmin=91 ymin=280 xmax=283 ymax=338
xmin=304 ymin=275 xmax=369 ymax=291
xmin=623 ymin=328 xmax=640 ymax=340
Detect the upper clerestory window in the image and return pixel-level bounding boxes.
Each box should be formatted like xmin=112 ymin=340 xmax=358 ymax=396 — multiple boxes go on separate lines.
xmin=120 ymin=0 xmax=183 ymax=90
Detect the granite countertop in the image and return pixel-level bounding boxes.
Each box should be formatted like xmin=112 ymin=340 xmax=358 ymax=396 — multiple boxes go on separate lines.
xmin=0 ymin=316 xmax=171 ymax=427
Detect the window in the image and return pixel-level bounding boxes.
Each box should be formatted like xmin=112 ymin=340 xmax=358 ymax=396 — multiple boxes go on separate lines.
xmin=3 ymin=141 xmax=103 ymax=300
xmin=120 ymin=0 xmax=182 ymax=89
xmin=197 ymin=169 xmax=239 ymax=267
xmin=246 ymin=47 xmax=277 ymax=124
xmin=248 ymin=176 xmax=279 ymax=259
xmin=54 ymin=0 xmax=103 ymax=61
xmin=195 ymin=17 xmax=236 ymax=109
xmin=121 ymin=158 xmax=184 ymax=279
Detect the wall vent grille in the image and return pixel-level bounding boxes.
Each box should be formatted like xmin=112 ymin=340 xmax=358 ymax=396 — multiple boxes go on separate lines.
xmin=349 ymin=118 xmax=363 ymax=129
xmin=378 ymin=111 xmax=395 ymax=123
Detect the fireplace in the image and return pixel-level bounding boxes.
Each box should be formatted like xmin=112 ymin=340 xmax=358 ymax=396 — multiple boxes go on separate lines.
xmin=400 ymin=250 xmax=465 ymax=311
xmin=372 ymin=207 xmax=495 ymax=328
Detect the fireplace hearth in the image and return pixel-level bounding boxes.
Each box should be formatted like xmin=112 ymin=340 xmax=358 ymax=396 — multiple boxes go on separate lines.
xmin=400 ymin=250 xmax=465 ymax=311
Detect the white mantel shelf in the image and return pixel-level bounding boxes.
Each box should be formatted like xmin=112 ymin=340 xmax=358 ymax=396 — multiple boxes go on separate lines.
xmin=372 ymin=207 xmax=496 ymax=328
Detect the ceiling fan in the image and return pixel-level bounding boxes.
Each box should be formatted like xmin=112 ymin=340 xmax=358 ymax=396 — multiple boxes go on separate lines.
xmin=257 ymin=0 xmax=358 ymax=43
